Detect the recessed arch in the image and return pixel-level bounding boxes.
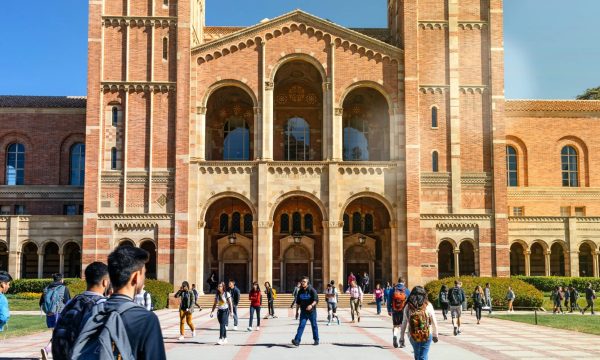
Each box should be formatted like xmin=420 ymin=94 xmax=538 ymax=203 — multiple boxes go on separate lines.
xmin=201 ymin=192 xmax=257 ymax=225
xmin=438 ymin=239 xmax=455 ymax=278
xmin=268 ymin=53 xmax=327 ymax=85
xmin=20 ymin=242 xmax=38 ymax=279
xmin=338 ymin=80 xmax=393 ymax=112
xmin=0 ymin=240 xmax=8 ymax=272
xmin=200 ymin=79 xmax=258 ymax=109
xmin=269 ymin=191 xmax=327 ymax=222
xmin=140 ymin=239 xmax=157 ymax=279
xmin=338 ymin=192 xmax=395 ymax=223
xmin=506 ymin=135 xmax=528 ymax=186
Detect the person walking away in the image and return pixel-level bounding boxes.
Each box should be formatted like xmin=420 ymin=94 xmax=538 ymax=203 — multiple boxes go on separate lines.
xmin=70 ymin=246 xmax=166 ymax=360
xmin=373 ymin=283 xmax=385 ymax=315
xmin=362 ymin=272 xmax=370 ymax=294
xmin=207 ymin=272 xmax=218 ymax=294
xmin=191 ymin=284 xmax=203 ymax=310
xmin=400 ymin=286 xmax=439 ymax=360
xmin=581 ymin=283 xmax=596 ymax=315
xmin=264 ymin=282 xmax=277 ymax=319
xmin=291 ymin=276 xmax=319 ymax=346
xmin=569 ymin=286 xmax=580 ymax=313
xmin=40 ymin=273 xmax=71 ymax=359
xmin=134 ymin=285 xmax=152 ymax=311
xmin=506 ymin=286 xmax=516 ymax=313
xmin=248 ymin=282 xmax=262 ymax=331
xmin=210 ymin=282 xmax=233 ymax=345
xmin=472 ymin=286 xmax=484 ymax=325
xmin=228 ymin=280 xmax=241 ymax=330
xmin=325 ymin=281 xmax=340 ymax=325
xmin=391 ymin=278 xmax=410 ymax=348
xmin=384 ymin=281 xmax=394 ymax=315
xmin=0 ymin=271 xmax=12 ymax=333
xmin=438 ymin=285 xmax=449 ymax=320
xmin=290 ymin=281 xmax=301 ymax=320
xmin=51 ymin=262 xmax=110 ymax=360
xmin=483 ymin=283 xmax=492 ymax=314
xmin=174 ymin=281 xmax=196 ymax=340
xmin=563 ymin=285 xmax=570 ymax=312
xmin=347 ymin=272 xmax=356 ymax=291
xmin=551 ymin=286 xmax=563 ymax=314
xmin=346 ymin=280 xmax=363 ymax=323
xmin=448 ymin=280 xmax=465 ymax=335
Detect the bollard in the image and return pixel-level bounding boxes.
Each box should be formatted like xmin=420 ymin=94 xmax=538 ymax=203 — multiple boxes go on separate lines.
xmin=534 ymin=308 xmax=538 ymax=325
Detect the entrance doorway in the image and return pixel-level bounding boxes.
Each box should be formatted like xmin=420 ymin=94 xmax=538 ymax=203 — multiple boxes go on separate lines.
xmin=224 ymin=263 xmax=248 ymax=293
xmin=285 ymin=263 xmax=309 ymax=292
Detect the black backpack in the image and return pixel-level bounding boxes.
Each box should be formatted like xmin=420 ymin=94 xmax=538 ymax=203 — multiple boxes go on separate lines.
xmin=449 ymin=287 xmax=462 ymax=306
xmin=51 ymin=294 xmax=106 ymax=360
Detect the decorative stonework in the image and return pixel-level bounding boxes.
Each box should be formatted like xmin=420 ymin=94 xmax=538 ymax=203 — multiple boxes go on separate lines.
xmin=114 ymin=221 xmax=159 ymax=231
xmin=508 ymin=188 xmax=600 ymax=199
xmin=459 ymin=86 xmax=487 ymax=94
xmin=421 ymin=214 xmax=492 ymax=221
xmin=97 ymin=214 xmax=173 ymax=220
xmin=418 ymin=21 xmax=448 ymax=30
xmin=102 ymin=16 xmax=176 ymax=28
xmin=101 ymin=82 xmax=175 ymax=93
xmin=334 ymin=107 xmax=344 ymax=116
xmin=436 ymin=223 xmax=479 ymax=230
xmin=0 ymin=186 xmax=83 ymax=200
xmin=419 ymin=86 xmax=449 ymax=94
xmin=421 ymin=172 xmax=451 ymax=187
xmin=198 ymin=164 xmax=256 ymax=174
xmin=265 ymin=81 xmax=275 ymax=91
xmin=461 ymin=172 xmax=492 ymax=187
xmin=257 ymin=221 xmax=274 ymax=228
xmin=337 ymin=162 xmax=396 ymax=176
xmin=458 ymin=22 xmax=488 ymax=30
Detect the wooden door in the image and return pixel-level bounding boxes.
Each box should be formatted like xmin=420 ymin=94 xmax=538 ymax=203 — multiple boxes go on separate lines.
xmin=224 ymin=263 xmax=248 ymax=293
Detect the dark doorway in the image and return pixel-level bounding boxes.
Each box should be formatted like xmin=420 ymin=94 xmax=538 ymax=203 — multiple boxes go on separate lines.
xmin=224 ymin=263 xmax=248 ymax=293
xmin=285 ymin=263 xmax=309 ymax=293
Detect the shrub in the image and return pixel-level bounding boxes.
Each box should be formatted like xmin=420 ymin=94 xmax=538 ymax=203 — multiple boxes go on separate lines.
xmin=14 ymin=292 xmax=42 ymax=300
xmin=144 ymin=279 xmax=173 ymax=310
xmin=424 ymin=276 xmax=544 ymax=310
xmin=515 ymin=276 xmax=600 ymax=292
xmin=8 ymin=278 xmax=84 ymax=294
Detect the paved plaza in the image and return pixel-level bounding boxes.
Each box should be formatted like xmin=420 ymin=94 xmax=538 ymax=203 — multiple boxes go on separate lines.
xmin=2 ymin=307 xmax=600 ymax=359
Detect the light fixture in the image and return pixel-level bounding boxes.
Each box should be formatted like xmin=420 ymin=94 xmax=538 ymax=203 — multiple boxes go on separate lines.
xmin=358 ymin=234 xmax=366 ymax=245
xmin=293 ymin=232 xmax=302 ymax=244
xmin=228 ymin=232 xmax=237 ymax=244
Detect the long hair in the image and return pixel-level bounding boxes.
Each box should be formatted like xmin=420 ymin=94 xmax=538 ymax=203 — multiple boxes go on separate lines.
xmin=440 ymin=284 xmax=448 ymax=292
xmin=252 ymin=281 xmax=261 ymax=292
xmin=217 ymin=281 xmax=226 ymax=295
xmin=474 ymin=285 xmax=483 ymax=296
xmin=407 ymin=286 xmax=428 ymax=310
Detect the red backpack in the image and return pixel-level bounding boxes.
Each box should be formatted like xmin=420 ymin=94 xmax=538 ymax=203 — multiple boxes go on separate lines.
xmin=392 ymin=288 xmax=407 ymax=312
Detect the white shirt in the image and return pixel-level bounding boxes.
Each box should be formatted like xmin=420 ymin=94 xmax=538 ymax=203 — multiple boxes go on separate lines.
xmin=325 ymin=287 xmax=338 ymax=303
xmin=400 ymin=302 xmax=439 ymax=339
xmin=134 ymin=290 xmax=152 ymax=311
xmin=216 ymin=292 xmax=231 ymax=310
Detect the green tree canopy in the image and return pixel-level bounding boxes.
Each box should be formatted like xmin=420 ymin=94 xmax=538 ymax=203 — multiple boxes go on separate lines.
xmin=576 ymin=86 xmax=600 ymax=100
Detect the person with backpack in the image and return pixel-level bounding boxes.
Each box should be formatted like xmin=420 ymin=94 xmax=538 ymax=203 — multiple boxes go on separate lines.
xmin=248 ymin=282 xmax=262 ymax=331
xmin=71 ymin=245 xmax=166 ymax=360
xmin=51 ymin=262 xmax=110 ymax=360
xmin=448 ymin=280 xmax=465 ymax=336
xmin=174 ymin=281 xmax=196 ymax=340
xmin=569 ymin=286 xmax=580 ymax=313
xmin=325 ymin=280 xmax=340 ymax=326
xmin=40 ymin=273 xmax=71 ymax=359
xmin=347 ymin=272 xmax=356 ymax=291
xmin=563 ymin=285 xmax=570 ymax=311
xmin=390 ymin=277 xmax=410 ymax=348
xmin=0 ymin=271 xmax=12 ymax=333
xmin=581 ymin=282 xmax=596 ymax=315
xmin=264 ymin=281 xmax=277 ymax=319
xmin=551 ymin=286 xmax=564 ymax=314
xmin=191 ymin=283 xmax=202 ymax=310
xmin=483 ymin=283 xmax=492 ymax=314
xmin=210 ymin=281 xmax=233 ymax=345
xmin=134 ymin=285 xmax=152 ymax=311
xmin=472 ymin=286 xmax=484 ymax=325
xmin=373 ymin=283 xmax=385 ymax=315
xmin=290 ymin=281 xmax=301 ymax=320
xmin=346 ymin=280 xmax=363 ymax=323
xmin=228 ymin=279 xmax=241 ymax=330
xmin=400 ymin=286 xmax=439 ymax=360
xmin=506 ymin=286 xmax=515 ymax=313
xmin=291 ymin=276 xmax=319 ymax=346
xmin=438 ymin=285 xmax=449 ymax=320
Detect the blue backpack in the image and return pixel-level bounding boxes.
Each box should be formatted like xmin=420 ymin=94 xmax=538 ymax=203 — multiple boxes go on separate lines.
xmin=42 ymin=285 xmax=66 ymax=315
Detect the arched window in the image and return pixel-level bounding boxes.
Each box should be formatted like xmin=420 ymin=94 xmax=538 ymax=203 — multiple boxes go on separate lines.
xmin=364 ymin=214 xmax=374 ymax=233
xmin=162 ymin=37 xmax=168 ymax=60
xmin=431 ymin=106 xmax=438 ymax=128
xmin=243 ymin=214 xmax=253 ymax=234
xmin=352 ymin=212 xmax=362 ymax=233
xmin=506 ymin=146 xmax=518 ymax=187
xmin=110 ymin=147 xmax=118 ymax=170
xmin=343 ymin=117 xmax=369 ymax=161
xmin=284 ymin=117 xmax=310 ymax=161
xmin=343 ymin=213 xmax=350 ymax=233
xmin=223 ymin=117 xmax=250 ymax=160
xmin=231 ymin=212 xmax=241 ymax=233
xmin=219 ymin=214 xmax=229 ymax=233
xmin=432 ymin=151 xmax=439 ymax=172
xmin=561 ymin=146 xmax=579 ymax=187
xmin=280 ymin=213 xmax=290 ymax=233
xmin=70 ymin=143 xmax=85 ymax=186
xmin=163 ymin=0 xmax=169 ymax=6
xmin=292 ymin=212 xmax=302 ymax=233
xmin=304 ymin=214 xmax=313 ymax=233
xmin=111 ymin=106 xmax=118 ymax=126
xmin=6 ymin=143 xmax=25 ymax=185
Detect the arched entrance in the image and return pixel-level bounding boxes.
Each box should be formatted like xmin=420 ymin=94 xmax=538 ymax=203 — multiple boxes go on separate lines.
xmin=459 ymin=241 xmax=476 ymax=276
xmin=550 ymin=242 xmax=566 ymax=276
xmin=43 ymin=242 xmax=60 ymax=278
xmin=438 ymin=240 xmax=455 ymax=278
xmin=63 ymin=242 xmax=81 ymax=278
xmin=530 ymin=243 xmax=545 ymax=276
xmin=221 ymin=244 xmax=250 ymax=293
xmin=140 ymin=240 xmax=157 ymax=279
xmin=282 ymin=245 xmax=311 ymax=293
xmin=118 ymin=239 xmax=135 ymax=248
xmin=0 ymin=242 xmax=8 ymax=272
xmin=579 ymin=243 xmax=594 ymax=277
xmin=344 ymin=244 xmax=374 ymax=289
xmin=21 ymin=243 xmax=38 ymax=279
xmin=510 ymin=243 xmax=526 ymax=275
xmin=274 ymin=60 xmax=323 ymax=161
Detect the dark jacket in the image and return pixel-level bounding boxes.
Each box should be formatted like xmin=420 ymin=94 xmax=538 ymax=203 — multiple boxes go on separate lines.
xmin=229 ymin=286 xmax=241 ymax=306
xmin=296 ymin=286 xmax=319 ymax=311
xmin=39 ymin=282 xmax=71 ymax=311
xmin=472 ymin=292 xmax=484 ymax=307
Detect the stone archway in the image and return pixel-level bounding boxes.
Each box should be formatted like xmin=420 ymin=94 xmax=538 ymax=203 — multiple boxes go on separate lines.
xmin=579 ymin=243 xmax=594 ymax=277
xmin=344 ymin=243 xmax=374 ymax=290
xmin=550 ymin=242 xmax=566 ymax=276
xmin=510 ymin=242 xmax=526 ymax=276
xmin=282 ymin=245 xmax=311 ymax=293
xmin=0 ymin=242 xmax=8 ymax=272
xmin=459 ymin=241 xmax=476 ymax=276
xmin=438 ymin=240 xmax=455 ymax=279
xmin=220 ymin=244 xmax=250 ymax=293
xmin=63 ymin=242 xmax=81 ymax=278
xmin=43 ymin=242 xmax=60 ymax=278
xmin=140 ymin=240 xmax=157 ymax=280
xmin=21 ymin=243 xmax=38 ymax=279
xmin=530 ymin=243 xmax=546 ymax=276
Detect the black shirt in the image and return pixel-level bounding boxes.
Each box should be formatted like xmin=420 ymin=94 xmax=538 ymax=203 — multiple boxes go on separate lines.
xmin=295 ymin=286 xmax=319 ymax=311
xmin=585 ymin=288 xmax=595 ymax=300
xmin=229 ymin=286 xmax=241 ymax=306
xmin=105 ymin=294 xmax=166 ymax=360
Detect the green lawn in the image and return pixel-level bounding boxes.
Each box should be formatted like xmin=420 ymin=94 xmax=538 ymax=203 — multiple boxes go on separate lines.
xmin=5 ymin=295 xmax=40 ymax=311
xmin=541 ymin=292 xmax=600 ymax=312
xmin=491 ymin=314 xmax=600 ymax=336
xmin=1 ymin=315 xmax=49 ymax=339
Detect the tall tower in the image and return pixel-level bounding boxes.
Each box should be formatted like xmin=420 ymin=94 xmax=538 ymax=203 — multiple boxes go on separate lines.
xmin=84 ymin=0 xmax=193 ymax=284
xmin=388 ymin=0 xmax=508 ymax=282
xmin=191 ymin=0 xmax=205 ymax=46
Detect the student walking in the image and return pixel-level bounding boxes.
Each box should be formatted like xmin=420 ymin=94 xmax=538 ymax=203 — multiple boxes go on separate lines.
xmin=347 ymin=272 xmax=356 ymax=291
xmin=325 ymin=281 xmax=340 ymax=325
xmin=391 ymin=278 xmax=410 ymax=348
xmin=210 ymin=282 xmax=233 ymax=345
xmin=207 ymin=272 xmax=218 ymax=294
xmin=291 ymin=276 xmax=319 ymax=346
xmin=362 ymin=272 xmax=370 ymax=294
xmin=346 ymin=280 xmax=363 ymax=323
xmin=483 ymin=283 xmax=492 ymax=314
xmin=438 ymin=285 xmax=449 ymax=320
xmin=472 ymin=286 xmax=484 ymax=324
xmin=581 ymin=283 xmax=596 ymax=315
xmin=551 ymin=286 xmax=564 ymax=314
xmin=448 ymin=280 xmax=466 ymax=335
xmin=569 ymin=286 xmax=580 ymax=313
xmin=40 ymin=273 xmax=71 ymax=359
xmin=290 ymin=281 xmax=301 ymax=320
xmin=247 ymin=282 xmax=262 ymax=331
xmin=384 ymin=281 xmax=394 ymax=315
xmin=563 ymin=285 xmax=570 ymax=311
xmin=228 ymin=280 xmax=241 ymax=330
xmin=0 ymin=271 xmax=12 ymax=333
xmin=174 ymin=281 xmax=196 ymax=340
xmin=373 ymin=283 xmax=385 ymax=315
xmin=264 ymin=282 xmax=277 ymax=319
xmin=51 ymin=262 xmax=109 ymax=360
xmin=506 ymin=286 xmax=515 ymax=313
xmin=192 ymin=283 xmax=202 ymax=310
xmin=400 ymin=286 xmax=439 ymax=360
xmin=134 ymin=285 xmax=152 ymax=311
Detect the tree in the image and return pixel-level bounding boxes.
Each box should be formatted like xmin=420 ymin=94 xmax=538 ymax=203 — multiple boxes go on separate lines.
xmin=576 ymin=86 xmax=600 ymax=100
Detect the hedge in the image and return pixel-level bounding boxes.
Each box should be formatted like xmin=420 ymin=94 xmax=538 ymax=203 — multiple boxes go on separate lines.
xmin=144 ymin=279 xmax=173 ymax=310
xmin=515 ymin=276 xmax=600 ymax=292
xmin=424 ymin=276 xmax=544 ymax=310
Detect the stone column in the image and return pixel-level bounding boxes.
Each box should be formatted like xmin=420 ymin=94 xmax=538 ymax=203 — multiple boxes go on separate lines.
xmin=8 ymin=217 xmax=20 ymax=279
xmin=593 ymin=251 xmax=599 ymax=278
xmin=197 ymin=221 xmax=206 ymax=294
xmin=524 ymin=250 xmax=531 ymax=276
xmin=327 ymin=223 xmax=344 ymax=292
xmin=390 ymin=221 xmax=399 ymax=280
xmin=256 ymin=221 xmax=273 ymax=286
xmin=567 ymin=217 xmax=579 ymax=276
xmin=332 ymin=108 xmax=343 ymax=161
xmin=252 ymin=220 xmax=258 ymax=284
xmin=59 ymin=250 xmax=65 ymax=275
xmin=544 ymin=251 xmax=551 ymax=276
xmin=197 ymin=106 xmax=207 ymax=160
xmin=38 ymin=252 xmax=44 ymax=278
xmin=454 ymin=249 xmax=460 ymax=278
xmin=260 ymin=40 xmax=274 ymax=160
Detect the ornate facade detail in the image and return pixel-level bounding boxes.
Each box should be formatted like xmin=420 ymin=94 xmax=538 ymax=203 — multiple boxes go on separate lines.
xmin=101 ymin=82 xmax=175 ymax=93
xmin=323 ymin=221 xmax=344 ymax=228
xmin=418 ymin=21 xmax=449 ymax=30
xmin=461 ymin=172 xmax=492 ymax=187
xmin=102 ymin=16 xmax=176 ymax=28
xmin=421 ymin=214 xmax=492 ymax=221
xmin=419 ymin=85 xmax=449 ymax=94
xmin=459 ymin=86 xmax=487 ymax=94
xmin=0 ymin=187 xmax=83 ymax=200
xmin=436 ymin=223 xmax=479 ymax=230
xmin=264 ymin=81 xmax=275 ymax=90
xmin=257 ymin=221 xmax=274 ymax=228
xmin=421 ymin=172 xmax=451 ymax=187
xmin=197 ymin=164 xmax=256 ymax=175
xmin=458 ymin=22 xmax=488 ymax=30
xmin=334 ymin=107 xmax=344 ymax=116
xmin=114 ymin=221 xmax=159 ymax=231
xmin=508 ymin=189 xmax=600 ymax=199
xmin=268 ymin=163 xmax=325 ymax=178
xmin=97 ymin=214 xmax=173 ymax=220
xmin=196 ymin=106 xmax=207 ymax=114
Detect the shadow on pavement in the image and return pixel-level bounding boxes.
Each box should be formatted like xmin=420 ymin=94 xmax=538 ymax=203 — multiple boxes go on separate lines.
xmin=331 ymin=343 xmax=387 ymax=349
xmin=236 ymin=343 xmax=295 ymax=348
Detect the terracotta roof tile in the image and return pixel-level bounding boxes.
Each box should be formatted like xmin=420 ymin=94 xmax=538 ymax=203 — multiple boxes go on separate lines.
xmin=506 ymin=100 xmax=600 ymax=112
xmin=0 ymin=95 xmax=87 ymax=108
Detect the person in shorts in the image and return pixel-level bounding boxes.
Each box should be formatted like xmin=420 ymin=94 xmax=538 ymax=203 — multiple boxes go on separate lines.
xmin=448 ymin=280 xmax=465 ymax=336
xmin=325 ymin=281 xmax=340 ymax=325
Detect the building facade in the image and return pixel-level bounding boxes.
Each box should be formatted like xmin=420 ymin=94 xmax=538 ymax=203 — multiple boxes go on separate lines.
xmin=2 ymin=0 xmax=600 ymax=292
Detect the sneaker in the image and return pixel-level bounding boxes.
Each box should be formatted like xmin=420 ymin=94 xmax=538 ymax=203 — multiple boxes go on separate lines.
xmin=327 ymin=322 xmax=331 ymax=326
xmin=247 ymin=327 xmax=252 ymax=332
xmin=192 ymin=330 xmax=197 ymax=337
xmin=400 ymin=339 xmax=406 ymax=348
xmin=223 ymin=338 xmax=228 ymax=344
xmin=291 ymin=339 xmax=299 ymax=347
xmin=264 ymin=316 xmax=269 ymax=319
xmin=453 ymin=327 xmax=458 ymax=336
xmin=458 ymin=328 xmax=462 ymax=335
xmin=257 ymin=326 xmax=260 ymax=331
xmin=295 ymin=314 xmax=299 ymax=320
xmin=358 ymin=316 xmax=361 ymax=323
xmin=393 ymin=336 xmax=398 ymax=348
xmin=314 ymin=340 xmax=319 ymax=345
xmin=273 ymin=315 xmax=278 ymax=318
xmin=337 ymin=317 xmax=340 ymax=325
xmin=40 ymin=349 xmax=48 ymax=360
xmin=217 ymin=339 xmax=223 ymax=345
xmin=351 ymin=320 xmax=355 ymax=323
xmin=233 ymin=326 xmax=238 ymax=331
xmin=178 ymin=335 xmax=185 ymax=341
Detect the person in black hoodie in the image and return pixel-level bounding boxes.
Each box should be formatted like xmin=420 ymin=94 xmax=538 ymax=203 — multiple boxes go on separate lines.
xmin=471 ymin=286 xmax=484 ymax=324
xmin=291 ymin=276 xmax=319 ymax=346
xmin=228 ymin=280 xmax=241 ymax=330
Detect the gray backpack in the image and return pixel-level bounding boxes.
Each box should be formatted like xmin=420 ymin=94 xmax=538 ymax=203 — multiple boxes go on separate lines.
xmin=71 ymin=301 xmax=137 ymax=360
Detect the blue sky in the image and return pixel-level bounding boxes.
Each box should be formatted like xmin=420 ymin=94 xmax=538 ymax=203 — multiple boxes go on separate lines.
xmin=0 ymin=0 xmax=598 ymax=99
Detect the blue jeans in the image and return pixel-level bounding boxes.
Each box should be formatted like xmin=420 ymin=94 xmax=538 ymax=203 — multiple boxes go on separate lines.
xmin=376 ymin=298 xmax=383 ymax=314
xmin=409 ymin=334 xmax=432 ymax=360
xmin=249 ymin=306 xmax=261 ymax=327
xmin=294 ymin=309 xmax=319 ymax=343
xmin=217 ymin=309 xmax=229 ymax=339
xmin=46 ymin=313 xmax=59 ymax=328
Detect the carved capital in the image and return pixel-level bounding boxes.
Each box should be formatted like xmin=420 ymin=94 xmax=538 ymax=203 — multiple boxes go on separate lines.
xmin=198 ymin=221 xmax=206 ymax=229
xmin=197 ymin=106 xmax=207 ymax=115
xmin=253 ymin=107 xmax=262 ymax=116
xmin=323 ymin=220 xmax=344 ymax=228
xmin=323 ymin=81 xmax=332 ymax=91
xmin=265 ymin=81 xmax=274 ymax=91
xmin=257 ymin=221 xmax=274 ymax=228
xmin=334 ymin=107 xmax=344 ymax=116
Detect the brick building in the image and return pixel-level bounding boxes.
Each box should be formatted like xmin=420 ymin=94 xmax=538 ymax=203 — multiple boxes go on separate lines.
xmin=2 ymin=0 xmax=600 ymax=292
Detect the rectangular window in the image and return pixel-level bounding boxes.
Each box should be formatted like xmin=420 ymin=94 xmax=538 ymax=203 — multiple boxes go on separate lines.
xmin=512 ymin=207 xmax=524 ymax=217
xmin=63 ymin=204 xmax=78 ymax=216
xmin=14 ymin=205 xmax=26 ymax=215
xmin=560 ymin=206 xmax=571 ymax=217
xmin=0 ymin=205 xmax=10 ymax=215
xmin=575 ymin=207 xmax=586 ymax=217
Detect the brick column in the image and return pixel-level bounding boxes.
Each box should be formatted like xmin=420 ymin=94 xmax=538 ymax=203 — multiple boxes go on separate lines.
xmin=197 ymin=106 xmax=206 ymax=160
xmin=448 ymin=0 xmax=462 ymax=213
